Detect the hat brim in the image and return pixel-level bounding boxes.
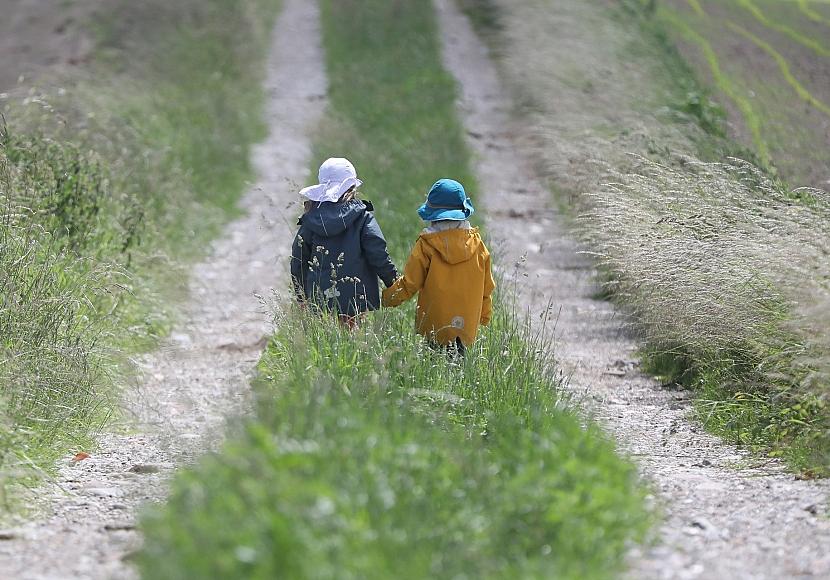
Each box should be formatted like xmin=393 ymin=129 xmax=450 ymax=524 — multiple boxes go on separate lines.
xmin=417 ymin=198 xmax=475 ymax=222
xmin=300 ymin=177 xmax=362 ymax=202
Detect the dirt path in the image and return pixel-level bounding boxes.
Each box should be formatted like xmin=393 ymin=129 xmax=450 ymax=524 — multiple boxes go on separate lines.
xmin=434 ymin=1 xmax=830 ymax=578
xmin=0 ymin=0 xmax=325 ymax=577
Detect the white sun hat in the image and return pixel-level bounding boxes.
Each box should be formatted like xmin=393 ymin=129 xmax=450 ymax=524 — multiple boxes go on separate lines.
xmin=299 ymin=157 xmax=363 ymax=203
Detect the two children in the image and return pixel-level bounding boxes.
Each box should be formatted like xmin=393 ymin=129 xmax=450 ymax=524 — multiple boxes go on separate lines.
xmin=291 ymin=159 xmax=495 ymax=353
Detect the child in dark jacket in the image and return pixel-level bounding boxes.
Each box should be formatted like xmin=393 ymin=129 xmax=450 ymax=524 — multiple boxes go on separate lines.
xmin=291 ymin=158 xmax=398 ymax=324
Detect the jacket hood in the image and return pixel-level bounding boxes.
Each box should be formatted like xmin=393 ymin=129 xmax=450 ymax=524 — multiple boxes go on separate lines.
xmin=420 ymin=227 xmax=483 ymax=265
xmin=301 ymin=199 xmax=369 ymax=237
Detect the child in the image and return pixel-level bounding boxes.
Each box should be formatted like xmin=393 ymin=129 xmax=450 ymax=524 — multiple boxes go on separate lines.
xmin=291 ymin=158 xmax=398 ymax=325
xmin=382 ymin=179 xmax=495 ymax=355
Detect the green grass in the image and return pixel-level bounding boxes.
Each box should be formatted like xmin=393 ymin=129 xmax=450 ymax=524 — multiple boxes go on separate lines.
xmin=137 ymin=0 xmax=652 ymax=577
xmin=0 ymin=0 xmax=280 ymax=493
xmin=140 ymin=307 xmax=650 ymax=579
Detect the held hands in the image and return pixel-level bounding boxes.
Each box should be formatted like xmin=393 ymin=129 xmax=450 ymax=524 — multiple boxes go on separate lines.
xmin=382 ymin=278 xmax=405 ymax=308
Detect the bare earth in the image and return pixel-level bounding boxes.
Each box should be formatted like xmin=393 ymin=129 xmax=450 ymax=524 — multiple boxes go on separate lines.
xmin=433 ymin=0 xmax=830 ymax=578
xmin=0 ymin=0 xmax=98 ymax=93
xmin=0 ymin=0 xmax=325 ymax=577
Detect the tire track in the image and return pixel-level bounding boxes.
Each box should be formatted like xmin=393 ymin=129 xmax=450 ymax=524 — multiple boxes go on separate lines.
xmin=798 ymin=0 xmax=830 ymax=28
xmin=661 ymin=7 xmax=771 ymax=163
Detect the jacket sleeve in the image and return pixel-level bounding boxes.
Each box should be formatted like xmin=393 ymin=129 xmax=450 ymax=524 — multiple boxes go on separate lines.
xmin=480 ymin=250 xmax=496 ymax=325
xmin=290 ymin=225 xmax=311 ymax=302
xmin=361 ymin=213 xmax=398 ymax=287
xmin=382 ymin=238 xmax=429 ymax=307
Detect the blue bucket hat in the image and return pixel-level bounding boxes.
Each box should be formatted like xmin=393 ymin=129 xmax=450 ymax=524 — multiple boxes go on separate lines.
xmin=417 ymin=179 xmax=475 ymax=222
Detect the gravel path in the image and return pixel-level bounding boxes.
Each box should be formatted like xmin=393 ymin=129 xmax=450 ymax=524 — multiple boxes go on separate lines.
xmin=0 ymin=0 xmax=325 ymax=577
xmin=433 ymin=1 xmax=830 ymax=578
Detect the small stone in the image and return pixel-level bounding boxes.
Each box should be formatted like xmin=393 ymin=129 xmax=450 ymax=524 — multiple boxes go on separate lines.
xmin=128 ymin=464 xmax=161 ymax=475
xmin=86 ymin=487 xmax=121 ymax=498
xmin=804 ymin=504 xmax=820 ymax=516
xmin=690 ymin=518 xmax=709 ymax=530
xmin=170 ymin=332 xmax=192 ymax=347
xmin=689 ymin=517 xmax=720 ymax=539
xmin=104 ymin=522 xmax=136 ymax=532
xmin=110 ymin=504 xmax=128 ymax=511
xmin=0 ymin=529 xmax=20 ymax=540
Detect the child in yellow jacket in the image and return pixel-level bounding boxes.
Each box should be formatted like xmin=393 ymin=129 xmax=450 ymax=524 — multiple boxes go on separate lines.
xmin=382 ymin=179 xmax=495 ymax=356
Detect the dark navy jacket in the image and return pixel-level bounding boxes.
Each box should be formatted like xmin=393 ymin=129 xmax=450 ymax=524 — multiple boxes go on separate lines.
xmin=290 ymin=199 xmax=398 ymax=316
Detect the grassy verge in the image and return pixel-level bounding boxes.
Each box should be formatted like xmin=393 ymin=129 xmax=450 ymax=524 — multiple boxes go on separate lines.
xmin=466 ymin=0 xmax=830 ymax=474
xmin=0 ymin=0 xmax=279 ymax=491
xmin=137 ymin=1 xmax=651 ymax=577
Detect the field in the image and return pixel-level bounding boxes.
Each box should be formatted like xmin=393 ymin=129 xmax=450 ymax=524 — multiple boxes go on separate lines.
xmin=660 ymin=0 xmax=830 ymax=188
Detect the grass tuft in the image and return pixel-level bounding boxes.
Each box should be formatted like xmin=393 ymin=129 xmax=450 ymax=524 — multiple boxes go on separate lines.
xmin=585 ymin=155 xmax=830 ymax=471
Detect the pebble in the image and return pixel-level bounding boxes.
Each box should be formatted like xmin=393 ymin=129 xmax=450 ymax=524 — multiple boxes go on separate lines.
xmin=85 ymin=488 xmax=122 ymax=498
xmin=127 ymin=464 xmax=161 ymax=474
xmin=804 ymin=504 xmax=820 ymax=516
xmin=170 ymin=332 xmax=192 ymax=347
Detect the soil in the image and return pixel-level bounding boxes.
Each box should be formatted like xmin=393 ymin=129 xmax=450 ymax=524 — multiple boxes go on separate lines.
xmin=433 ymin=0 xmax=830 ymax=578
xmin=0 ymin=0 xmax=99 ymax=94
xmin=0 ymin=0 xmax=326 ymax=577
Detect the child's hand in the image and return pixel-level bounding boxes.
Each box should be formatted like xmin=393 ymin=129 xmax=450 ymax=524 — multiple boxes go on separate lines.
xmin=382 ymin=279 xmax=405 ymax=307
xmin=381 ymin=285 xmax=396 ymax=307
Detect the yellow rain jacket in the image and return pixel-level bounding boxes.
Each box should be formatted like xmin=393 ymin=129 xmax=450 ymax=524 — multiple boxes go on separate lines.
xmin=382 ymin=227 xmax=495 ymax=346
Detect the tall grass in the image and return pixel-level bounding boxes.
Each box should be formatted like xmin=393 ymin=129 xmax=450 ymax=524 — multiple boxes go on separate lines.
xmin=0 ymin=128 xmax=124 ymax=480
xmin=137 ymin=0 xmax=651 ymax=577
xmin=0 ymin=0 xmax=280 ymax=488
xmin=586 ymin=156 xmax=830 ymax=465
xmin=467 ymin=0 xmax=830 ymax=472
